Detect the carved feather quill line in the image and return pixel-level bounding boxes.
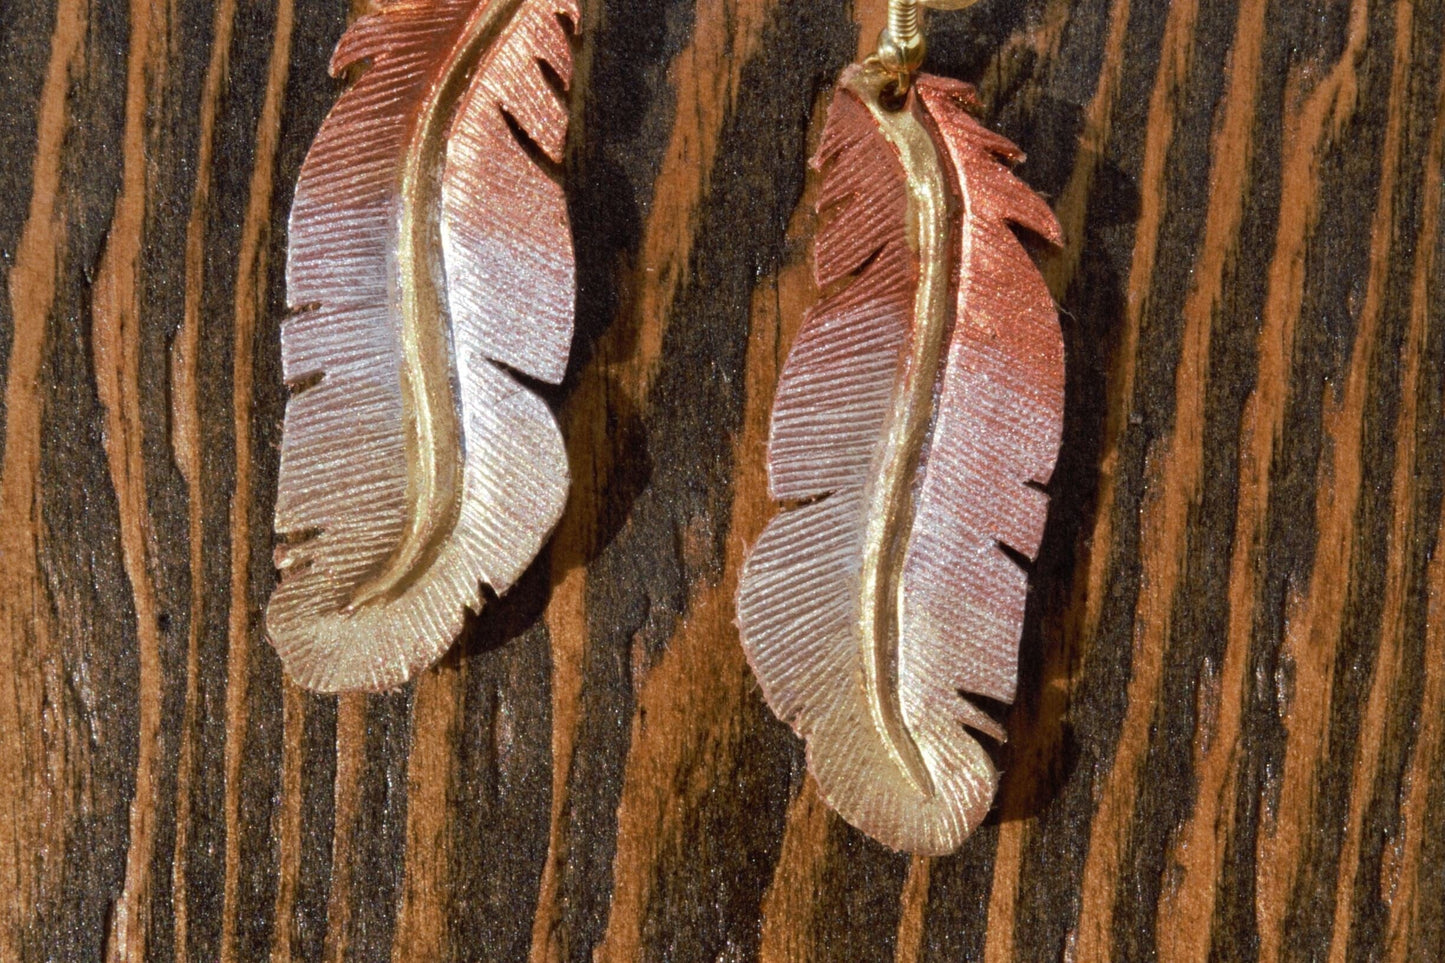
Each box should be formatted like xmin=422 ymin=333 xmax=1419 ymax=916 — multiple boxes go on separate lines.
xmin=267 ymin=0 xmax=579 ymax=692
xmin=736 ymin=67 xmax=1063 ymax=855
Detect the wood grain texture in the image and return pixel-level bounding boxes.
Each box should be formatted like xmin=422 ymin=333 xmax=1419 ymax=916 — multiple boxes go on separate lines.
xmin=1 ymin=0 xmax=1443 ymax=959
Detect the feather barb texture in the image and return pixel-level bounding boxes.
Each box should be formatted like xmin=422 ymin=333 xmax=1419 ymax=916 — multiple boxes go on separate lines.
xmin=736 ymin=67 xmax=1063 ymax=854
xmin=267 ymin=0 xmax=579 ymax=692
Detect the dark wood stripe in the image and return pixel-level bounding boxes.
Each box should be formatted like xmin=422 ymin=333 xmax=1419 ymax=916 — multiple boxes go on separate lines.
xmin=893 ymin=857 xmax=930 ymax=963
xmin=528 ymin=4 xmax=799 ymax=949
xmin=758 ymin=781 xmax=833 ymax=962
xmin=269 ymin=683 xmax=308 ymax=962
xmin=1253 ymin=4 xmax=1384 ymax=956
xmin=1040 ymin=0 xmax=1130 ymax=300
xmin=1146 ymin=4 xmax=1270 ymax=945
xmin=1381 ymin=27 xmax=1445 ymax=959
xmin=98 ymin=2 xmax=173 ymax=957
xmin=220 ymin=4 xmax=294 ymax=959
xmin=1101 ymin=0 xmax=1264 ymax=952
xmin=0 ymin=0 xmax=89 ymax=956
xmin=1069 ymin=0 xmax=1206 ymax=953
xmin=322 ymin=694 xmax=367 ymax=963
xmin=1386 ymin=455 xmax=1445 ymax=959
xmin=588 ymin=133 xmax=820 ymax=955
xmin=170 ymin=3 xmax=238 ymax=958
xmin=1323 ymin=4 xmax=1428 ymax=956
xmin=524 ymin=0 xmax=769 ymax=946
xmin=533 ymin=3 xmax=855 ymax=957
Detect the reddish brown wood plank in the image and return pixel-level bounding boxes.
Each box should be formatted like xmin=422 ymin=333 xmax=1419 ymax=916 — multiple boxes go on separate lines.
xmin=1 ymin=0 xmax=1442 ymax=960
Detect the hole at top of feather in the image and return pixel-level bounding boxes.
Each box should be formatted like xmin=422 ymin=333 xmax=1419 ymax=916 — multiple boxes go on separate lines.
xmin=877 ymin=77 xmax=911 ymax=112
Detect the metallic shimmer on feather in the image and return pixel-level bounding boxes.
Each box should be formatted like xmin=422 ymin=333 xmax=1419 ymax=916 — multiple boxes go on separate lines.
xmin=736 ymin=66 xmax=1063 ymax=854
xmin=266 ymin=0 xmax=579 ymax=692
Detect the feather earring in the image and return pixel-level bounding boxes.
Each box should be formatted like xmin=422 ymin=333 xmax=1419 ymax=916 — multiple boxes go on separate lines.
xmin=736 ymin=0 xmax=1063 ymax=854
xmin=266 ymin=0 xmax=579 ymax=693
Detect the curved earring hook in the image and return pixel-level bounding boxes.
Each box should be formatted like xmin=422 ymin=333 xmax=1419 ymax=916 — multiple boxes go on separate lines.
xmin=875 ymin=0 xmax=983 ymax=92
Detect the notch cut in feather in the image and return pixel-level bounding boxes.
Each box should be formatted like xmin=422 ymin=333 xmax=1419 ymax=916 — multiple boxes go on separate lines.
xmin=736 ymin=66 xmax=1063 ymax=855
xmin=267 ymin=0 xmax=580 ymax=692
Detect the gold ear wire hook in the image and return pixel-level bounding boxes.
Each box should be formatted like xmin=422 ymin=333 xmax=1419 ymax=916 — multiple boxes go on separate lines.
xmin=873 ymin=0 xmax=982 ymax=95
xmin=874 ymin=0 xmax=924 ymax=92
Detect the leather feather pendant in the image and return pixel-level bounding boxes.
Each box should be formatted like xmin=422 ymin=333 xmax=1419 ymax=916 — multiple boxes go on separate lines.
xmin=267 ymin=0 xmax=579 ymax=692
xmin=736 ymin=66 xmax=1063 ymax=854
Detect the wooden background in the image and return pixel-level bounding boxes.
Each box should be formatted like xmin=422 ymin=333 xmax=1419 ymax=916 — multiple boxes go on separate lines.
xmin=2 ymin=0 xmax=1443 ymax=958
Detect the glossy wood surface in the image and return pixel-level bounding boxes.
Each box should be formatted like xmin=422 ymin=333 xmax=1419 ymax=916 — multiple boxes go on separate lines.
xmin=1 ymin=0 xmax=1442 ymax=959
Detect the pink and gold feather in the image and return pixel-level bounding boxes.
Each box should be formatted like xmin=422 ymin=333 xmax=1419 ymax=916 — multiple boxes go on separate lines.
xmin=737 ymin=68 xmax=1063 ymax=854
xmin=268 ymin=0 xmax=579 ymax=692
